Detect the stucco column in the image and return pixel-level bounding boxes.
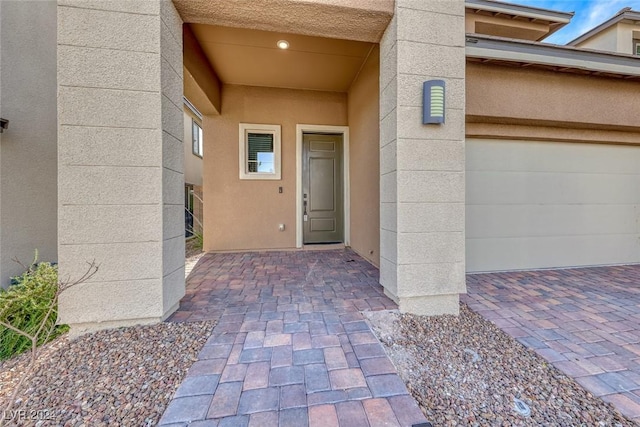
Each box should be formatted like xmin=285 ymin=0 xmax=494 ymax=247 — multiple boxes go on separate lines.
xmin=379 ymin=0 xmax=466 ymax=315
xmin=57 ymin=0 xmax=185 ymax=334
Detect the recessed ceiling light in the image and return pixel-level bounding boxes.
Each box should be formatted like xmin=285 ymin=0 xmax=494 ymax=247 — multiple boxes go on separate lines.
xmin=277 ymin=40 xmax=290 ymax=50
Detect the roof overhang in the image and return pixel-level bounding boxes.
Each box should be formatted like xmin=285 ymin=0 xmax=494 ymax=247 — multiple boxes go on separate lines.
xmin=568 ymin=9 xmax=640 ymax=46
xmin=466 ymin=0 xmax=573 ymax=23
xmin=465 ymin=0 xmax=573 ymax=40
xmin=466 ymin=34 xmax=640 ymax=79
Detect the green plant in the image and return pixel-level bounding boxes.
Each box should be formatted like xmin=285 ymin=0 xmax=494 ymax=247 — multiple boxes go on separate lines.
xmin=185 ymin=205 xmax=204 ymax=250
xmin=0 ymin=253 xmax=98 ymax=425
xmin=188 ymin=226 xmax=204 ymax=250
xmin=0 ymin=255 xmax=66 ymax=360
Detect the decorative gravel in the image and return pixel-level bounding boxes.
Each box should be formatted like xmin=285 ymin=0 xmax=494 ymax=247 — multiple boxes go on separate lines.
xmin=365 ymin=304 xmax=636 ymax=426
xmin=0 ymin=321 xmax=215 ymax=427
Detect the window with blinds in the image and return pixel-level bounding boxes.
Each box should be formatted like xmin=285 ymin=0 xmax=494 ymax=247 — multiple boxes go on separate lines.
xmin=239 ymin=124 xmax=281 ymax=180
xmin=247 ymin=133 xmax=274 ymax=173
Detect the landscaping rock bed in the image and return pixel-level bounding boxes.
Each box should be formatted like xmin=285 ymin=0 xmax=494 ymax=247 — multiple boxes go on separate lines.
xmin=365 ymin=304 xmax=636 ymax=426
xmin=0 ymin=321 xmax=214 ymax=426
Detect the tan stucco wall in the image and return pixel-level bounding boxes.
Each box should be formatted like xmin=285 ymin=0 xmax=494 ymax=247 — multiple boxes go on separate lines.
xmin=347 ymin=46 xmax=380 ymax=266
xmin=184 ymin=108 xmax=203 ymax=186
xmin=0 ymin=1 xmax=2 ymax=284
xmin=466 ymin=62 xmax=640 ymax=138
xmin=203 ymin=85 xmax=347 ymax=252
xmin=184 ymin=25 xmax=221 ymax=115
xmin=576 ymin=23 xmax=640 ymax=55
xmin=617 ymin=23 xmax=640 ymax=54
xmin=57 ymin=0 xmax=185 ymax=334
xmin=0 ymin=1 xmax=58 ymax=287
xmin=575 ymin=26 xmax=618 ymax=52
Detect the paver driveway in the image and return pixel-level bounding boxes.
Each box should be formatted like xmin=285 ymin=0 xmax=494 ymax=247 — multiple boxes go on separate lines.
xmin=160 ymin=249 xmax=429 ymax=426
xmin=464 ymin=265 xmax=640 ymax=423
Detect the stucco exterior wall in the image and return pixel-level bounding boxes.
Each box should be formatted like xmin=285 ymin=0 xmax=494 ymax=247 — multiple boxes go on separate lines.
xmin=0 ymin=1 xmax=58 ymax=287
xmin=347 ymin=46 xmax=380 ymax=266
xmin=184 ymin=25 xmax=221 ymax=115
xmin=203 ymin=85 xmax=347 ymax=252
xmin=184 ymin=108 xmax=203 ymax=186
xmin=617 ymin=23 xmax=640 ymax=54
xmin=379 ymin=0 xmax=466 ymax=315
xmin=575 ymin=26 xmax=618 ymax=52
xmin=0 ymin=1 xmax=2 ymax=285
xmin=466 ymin=62 xmax=640 ymax=135
xmin=576 ymin=23 xmax=640 ymax=55
xmin=57 ymin=0 xmax=185 ymax=334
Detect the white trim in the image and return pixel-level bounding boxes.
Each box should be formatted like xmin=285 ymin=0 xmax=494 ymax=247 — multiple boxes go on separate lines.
xmin=296 ymin=124 xmax=350 ymax=249
xmin=183 ymin=96 xmax=203 ymax=121
xmin=239 ymin=123 xmax=281 ymax=180
xmin=192 ymin=119 xmax=203 ymax=158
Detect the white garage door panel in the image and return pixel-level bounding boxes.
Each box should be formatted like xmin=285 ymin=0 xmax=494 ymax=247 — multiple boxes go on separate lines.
xmin=467 ymin=140 xmax=640 ymax=174
xmin=466 ymin=139 xmax=640 ymax=272
xmin=467 ymin=204 xmax=639 ymax=239
xmin=467 ymin=235 xmax=640 ymax=272
xmin=466 ymin=171 xmax=640 ymax=206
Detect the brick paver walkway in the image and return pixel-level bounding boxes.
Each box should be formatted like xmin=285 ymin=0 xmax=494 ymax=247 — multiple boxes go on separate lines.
xmin=159 ymin=249 xmax=429 ymax=426
xmin=463 ymin=265 xmax=640 ymax=423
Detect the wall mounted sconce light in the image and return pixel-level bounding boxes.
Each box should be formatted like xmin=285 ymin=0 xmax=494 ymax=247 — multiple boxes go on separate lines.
xmin=0 ymin=118 xmax=8 ymax=133
xmin=276 ymin=40 xmax=290 ymax=50
xmin=423 ymin=80 xmax=445 ymax=124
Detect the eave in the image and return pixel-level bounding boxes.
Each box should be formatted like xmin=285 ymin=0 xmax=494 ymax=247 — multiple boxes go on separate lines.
xmin=466 ymin=34 xmax=640 ymax=80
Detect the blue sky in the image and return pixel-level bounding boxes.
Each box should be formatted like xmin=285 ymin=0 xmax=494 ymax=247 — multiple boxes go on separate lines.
xmin=509 ymin=0 xmax=640 ymax=43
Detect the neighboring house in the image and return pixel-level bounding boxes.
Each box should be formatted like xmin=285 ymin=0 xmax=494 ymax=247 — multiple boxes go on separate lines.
xmin=0 ymin=0 xmax=638 ymax=335
xmin=183 ymin=99 xmax=204 ymax=236
xmin=568 ymin=7 xmax=640 ymax=55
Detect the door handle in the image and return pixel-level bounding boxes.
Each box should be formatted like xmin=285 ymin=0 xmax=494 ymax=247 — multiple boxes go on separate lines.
xmin=303 ymin=194 xmax=308 ymax=221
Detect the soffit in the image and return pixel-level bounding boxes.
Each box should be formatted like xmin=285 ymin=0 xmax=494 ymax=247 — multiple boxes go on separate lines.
xmin=190 ymin=24 xmax=375 ymax=92
xmin=473 ymin=20 xmax=548 ymax=41
xmin=465 ymin=0 xmax=573 ymax=23
xmin=465 ymin=0 xmax=572 ymax=41
xmin=173 ymin=0 xmax=393 ymax=43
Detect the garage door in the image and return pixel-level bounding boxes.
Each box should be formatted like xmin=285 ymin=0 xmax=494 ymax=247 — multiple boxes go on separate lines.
xmin=466 ymin=139 xmax=640 ymax=272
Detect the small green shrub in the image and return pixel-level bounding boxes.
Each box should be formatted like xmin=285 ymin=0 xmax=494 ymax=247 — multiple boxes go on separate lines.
xmin=0 ymin=260 xmax=68 ymax=360
xmin=188 ymin=226 xmax=204 ymax=250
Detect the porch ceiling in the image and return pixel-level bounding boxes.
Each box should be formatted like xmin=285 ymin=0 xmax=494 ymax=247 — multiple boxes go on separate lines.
xmin=189 ymin=24 xmax=375 ymax=92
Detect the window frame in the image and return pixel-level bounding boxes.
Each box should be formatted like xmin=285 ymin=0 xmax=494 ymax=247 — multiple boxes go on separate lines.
xmin=635 ymin=39 xmax=640 ymax=56
xmin=239 ymin=123 xmax=282 ymax=180
xmin=192 ymin=120 xmax=203 ymax=158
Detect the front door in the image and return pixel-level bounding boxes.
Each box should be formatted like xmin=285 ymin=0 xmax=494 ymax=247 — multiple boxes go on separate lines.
xmin=302 ymin=133 xmax=343 ymax=244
